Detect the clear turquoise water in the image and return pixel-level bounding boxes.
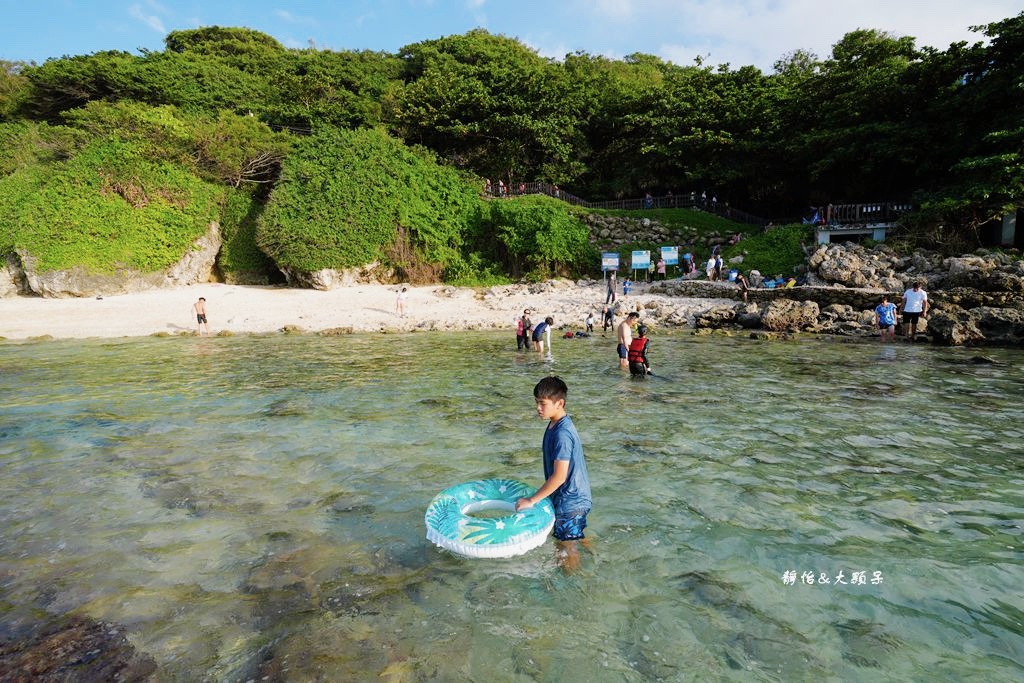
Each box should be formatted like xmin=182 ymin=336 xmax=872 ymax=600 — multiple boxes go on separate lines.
xmin=1 ymin=332 xmax=1022 ymax=681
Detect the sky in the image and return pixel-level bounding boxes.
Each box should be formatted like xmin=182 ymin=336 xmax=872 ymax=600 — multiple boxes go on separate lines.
xmin=1 ymin=0 xmax=1021 ymax=72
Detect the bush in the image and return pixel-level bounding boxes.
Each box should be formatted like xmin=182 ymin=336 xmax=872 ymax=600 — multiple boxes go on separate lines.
xmin=256 ymin=127 xmax=481 ymax=281
xmin=721 ymin=223 xmax=812 ymax=276
xmin=485 ymin=195 xmax=596 ymax=278
xmin=0 ymin=138 xmax=223 ymax=273
xmin=218 ymin=187 xmax=277 ymax=278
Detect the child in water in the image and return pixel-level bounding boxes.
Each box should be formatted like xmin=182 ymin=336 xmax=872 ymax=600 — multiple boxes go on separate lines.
xmin=516 ymin=376 xmax=593 ymax=572
xmin=627 ymin=324 xmax=652 ymax=376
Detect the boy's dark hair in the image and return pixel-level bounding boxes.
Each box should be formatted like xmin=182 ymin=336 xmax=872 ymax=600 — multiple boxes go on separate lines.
xmin=627 ymin=312 xmax=640 ymax=319
xmin=534 ymin=376 xmax=568 ymax=401
xmin=545 ymin=316 xmax=553 ymax=324
xmin=199 ymin=297 xmax=205 ymax=301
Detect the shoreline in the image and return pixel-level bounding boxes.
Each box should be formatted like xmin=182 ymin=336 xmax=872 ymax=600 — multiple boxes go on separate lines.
xmin=0 ymin=281 xmax=735 ymax=341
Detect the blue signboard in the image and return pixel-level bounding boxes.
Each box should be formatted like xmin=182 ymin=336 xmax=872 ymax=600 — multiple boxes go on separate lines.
xmin=661 ymin=246 xmax=679 ymax=266
xmin=631 ymin=250 xmax=651 ymax=269
xmin=601 ymin=252 xmax=620 ymax=271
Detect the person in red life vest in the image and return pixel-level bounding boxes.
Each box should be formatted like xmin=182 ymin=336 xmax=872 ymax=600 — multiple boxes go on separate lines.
xmin=627 ymin=324 xmax=652 ymax=376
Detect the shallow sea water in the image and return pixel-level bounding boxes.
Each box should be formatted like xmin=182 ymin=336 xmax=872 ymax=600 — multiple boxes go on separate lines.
xmin=1 ymin=331 xmax=1022 ymax=681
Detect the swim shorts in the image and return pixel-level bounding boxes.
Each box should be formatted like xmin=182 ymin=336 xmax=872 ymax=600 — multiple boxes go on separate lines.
xmin=617 ymin=343 xmax=628 ymax=359
xmin=197 ymin=314 xmax=207 ymax=324
xmin=903 ymin=311 xmax=921 ymax=324
xmin=553 ymin=510 xmax=589 ymax=541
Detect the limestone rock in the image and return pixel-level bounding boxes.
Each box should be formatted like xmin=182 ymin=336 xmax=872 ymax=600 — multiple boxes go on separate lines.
xmin=166 ymin=222 xmax=221 ymax=285
xmin=762 ymin=299 xmax=819 ymax=332
xmin=972 ymin=306 xmax=1024 ymax=345
xmin=0 ymin=254 xmax=28 ymax=297
xmin=280 ymin=261 xmax=393 ymax=290
xmin=14 ymin=222 xmax=222 ymax=298
xmin=734 ymin=303 xmax=762 ymax=328
xmin=928 ymin=308 xmax=984 ymax=346
xmin=694 ymin=305 xmax=736 ymax=329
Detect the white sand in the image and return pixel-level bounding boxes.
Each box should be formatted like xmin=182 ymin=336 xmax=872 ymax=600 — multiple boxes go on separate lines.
xmin=0 ymin=280 xmax=733 ymax=340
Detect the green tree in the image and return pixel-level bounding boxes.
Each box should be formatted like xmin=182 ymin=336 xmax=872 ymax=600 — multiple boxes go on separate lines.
xmin=256 ymin=127 xmax=481 ymax=281
xmin=390 ymin=30 xmax=585 ymax=185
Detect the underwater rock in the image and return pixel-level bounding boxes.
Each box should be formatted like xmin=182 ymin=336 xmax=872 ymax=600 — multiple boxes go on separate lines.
xmin=0 ymin=615 xmax=155 ymax=681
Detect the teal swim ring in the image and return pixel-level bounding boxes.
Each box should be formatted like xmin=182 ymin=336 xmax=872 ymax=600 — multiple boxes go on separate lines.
xmin=425 ymin=478 xmax=555 ymax=558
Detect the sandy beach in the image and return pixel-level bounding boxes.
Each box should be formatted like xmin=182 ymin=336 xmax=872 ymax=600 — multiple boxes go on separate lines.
xmin=0 ymin=280 xmax=734 ymax=341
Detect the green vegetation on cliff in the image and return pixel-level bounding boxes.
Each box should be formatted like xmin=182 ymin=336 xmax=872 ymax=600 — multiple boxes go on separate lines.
xmin=0 ymin=137 xmax=223 ymax=273
xmin=256 ymin=127 xmax=482 ymax=281
xmin=485 ymin=195 xmax=596 ymax=279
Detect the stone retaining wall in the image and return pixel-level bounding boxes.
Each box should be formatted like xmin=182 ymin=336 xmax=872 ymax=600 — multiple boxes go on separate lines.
xmin=651 ymin=280 xmax=899 ymax=309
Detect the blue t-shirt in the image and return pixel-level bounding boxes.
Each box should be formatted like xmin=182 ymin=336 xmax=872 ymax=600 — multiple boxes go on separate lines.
xmin=532 ymin=321 xmax=549 ymax=341
xmin=876 ymin=302 xmax=897 ymax=326
xmin=542 ymin=415 xmax=592 ymax=514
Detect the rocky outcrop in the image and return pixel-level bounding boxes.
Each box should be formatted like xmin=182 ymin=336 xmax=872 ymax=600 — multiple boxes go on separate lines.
xmin=6 ymin=222 xmax=222 ymax=298
xmin=166 ymin=221 xmax=221 ymax=286
xmin=809 ymin=242 xmax=1024 ymax=297
xmin=694 ymin=305 xmax=736 ymax=329
xmin=761 ymin=299 xmax=820 ymax=332
xmin=0 ymin=254 xmax=29 ymax=297
xmin=279 ymin=261 xmax=395 ymax=290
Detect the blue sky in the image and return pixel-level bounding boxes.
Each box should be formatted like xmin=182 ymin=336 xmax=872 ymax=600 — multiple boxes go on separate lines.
xmin=2 ymin=0 xmax=1020 ymax=71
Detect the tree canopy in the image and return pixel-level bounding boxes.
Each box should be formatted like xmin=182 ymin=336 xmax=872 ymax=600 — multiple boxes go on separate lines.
xmin=1 ymin=14 xmax=1022 ymax=283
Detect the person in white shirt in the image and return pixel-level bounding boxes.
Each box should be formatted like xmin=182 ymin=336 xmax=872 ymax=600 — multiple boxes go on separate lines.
xmin=900 ymin=281 xmax=929 ymax=340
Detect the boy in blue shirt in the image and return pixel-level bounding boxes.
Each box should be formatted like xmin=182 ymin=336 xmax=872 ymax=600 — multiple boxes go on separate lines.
xmin=875 ymin=295 xmax=898 ymax=342
xmin=516 ymin=376 xmax=592 ymax=571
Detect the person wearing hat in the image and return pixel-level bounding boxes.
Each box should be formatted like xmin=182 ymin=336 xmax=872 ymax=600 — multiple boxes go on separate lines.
xmin=627 ymin=324 xmax=652 ymax=376
xmin=517 ymin=309 xmax=533 ymax=350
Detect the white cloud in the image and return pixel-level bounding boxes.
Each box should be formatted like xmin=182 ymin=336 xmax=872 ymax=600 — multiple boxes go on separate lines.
xmin=522 ymin=36 xmax=571 ymax=61
xmin=275 ymin=9 xmax=317 ymax=26
xmin=571 ymin=0 xmax=1021 ymax=70
xmin=466 ymin=0 xmax=487 ymax=26
xmin=128 ymin=3 xmax=166 ymax=34
xmin=591 ymin=0 xmax=636 ymax=20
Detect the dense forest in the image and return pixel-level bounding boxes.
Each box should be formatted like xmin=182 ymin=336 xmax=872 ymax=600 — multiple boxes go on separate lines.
xmin=0 ymin=14 xmax=1021 ymax=285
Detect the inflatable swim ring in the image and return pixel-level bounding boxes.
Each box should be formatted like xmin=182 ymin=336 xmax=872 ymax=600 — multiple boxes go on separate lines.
xmin=425 ymin=478 xmax=555 ymax=558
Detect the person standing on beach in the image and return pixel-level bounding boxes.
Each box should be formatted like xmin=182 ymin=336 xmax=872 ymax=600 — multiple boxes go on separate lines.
xmin=191 ymin=297 xmax=209 ymax=336
xmin=395 ymin=286 xmax=409 ymax=317
xmin=585 ymin=311 xmax=595 ymax=333
xmin=616 ymin=311 xmax=639 ymax=369
xmin=606 ymin=270 xmax=617 ymax=304
xmin=900 ymin=282 xmax=928 ymax=340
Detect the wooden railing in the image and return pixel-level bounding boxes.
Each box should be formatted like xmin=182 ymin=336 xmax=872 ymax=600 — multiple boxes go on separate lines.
xmin=483 ymin=183 xmax=912 ymax=228
xmin=483 ymin=182 xmax=769 ymax=226
xmin=824 ymin=202 xmax=914 ymax=225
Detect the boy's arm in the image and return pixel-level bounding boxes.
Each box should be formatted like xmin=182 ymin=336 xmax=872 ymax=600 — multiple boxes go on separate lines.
xmin=515 ymin=459 xmax=569 ymax=511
